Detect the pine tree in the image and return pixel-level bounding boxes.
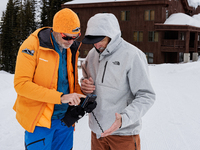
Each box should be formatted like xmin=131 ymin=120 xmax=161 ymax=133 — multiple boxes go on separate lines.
xmin=1 ymin=0 xmax=36 ymax=73
xmin=23 ymin=0 xmax=36 ymax=39
xmin=40 ymin=0 xmax=72 ymax=27
xmin=1 ymin=0 xmax=69 ymax=73
xmin=1 ymin=0 xmax=19 ymax=73
xmin=40 ymin=0 xmax=50 ymax=27
xmin=15 ymin=0 xmax=25 ymax=45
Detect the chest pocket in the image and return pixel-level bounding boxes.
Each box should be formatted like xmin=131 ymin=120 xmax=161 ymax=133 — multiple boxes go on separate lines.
xmin=98 ymin=60 xmax=125 ymax=90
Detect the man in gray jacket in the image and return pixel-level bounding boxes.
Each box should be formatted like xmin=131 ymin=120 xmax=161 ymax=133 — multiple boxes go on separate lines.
xmin=81 ymin=13 xmax=155 ymax=150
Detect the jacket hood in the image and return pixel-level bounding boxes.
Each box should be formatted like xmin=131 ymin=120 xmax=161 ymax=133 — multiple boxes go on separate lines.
xmin=85 ymin=13 xmax=122 ymax=57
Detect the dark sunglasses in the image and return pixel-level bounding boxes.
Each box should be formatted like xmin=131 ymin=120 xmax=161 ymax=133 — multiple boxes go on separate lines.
xmin=60 ymin=33 xmax=81 ymax=41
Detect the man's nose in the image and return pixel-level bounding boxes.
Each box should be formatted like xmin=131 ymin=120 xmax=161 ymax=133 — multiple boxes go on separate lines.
xmin=68 ymin=39 xmax=74 ymax=44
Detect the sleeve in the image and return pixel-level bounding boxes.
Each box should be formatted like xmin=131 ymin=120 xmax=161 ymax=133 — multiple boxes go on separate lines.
xmin=14 ymin=34 xmax=62 ymax=104
xmin=120 ymin=51 xmax=156 ymax=128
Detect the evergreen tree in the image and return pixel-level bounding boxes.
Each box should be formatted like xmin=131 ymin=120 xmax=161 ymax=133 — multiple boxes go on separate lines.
xmin=23 ymin=0 xmax=37 ymax=39
xmin=40 ymin=0 xmax=50 ymax=27
xmin=1 ymin=0 xmax=69 ymax=73
xmin=1 ymin=0 xmax=19 ymax=73
xmin=40 ymin=0 xmax=72 ymax=27
xmin=1 ymin=0 xmax=36 ymax=73
xmin=0 ymin=12 xmax=5 ymax=67
xmin=15 ymin=0 xmax=25 ymax=45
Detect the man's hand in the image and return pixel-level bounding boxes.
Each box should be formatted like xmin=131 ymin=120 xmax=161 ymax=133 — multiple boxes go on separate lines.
xmin=61 ymin=93 xmax=86 ymax=106
xmin=81 ymin=77 xmax=95 ymax=94
xmin=101 ymin=113 xmax=122 ymax=137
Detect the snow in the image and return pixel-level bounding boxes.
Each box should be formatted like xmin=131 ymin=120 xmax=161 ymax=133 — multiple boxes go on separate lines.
xmin=65 ymin=0 xmax=134 ymax=5
xmin=164 ymin=13 xmax=200 ymax=28
xmin=187 ymin=0 xmax=200 ymax=9
xmin=65 ymin=0 xmax=200 ymax=8
xmin=1 ymin=58 xmax=200 ymax=149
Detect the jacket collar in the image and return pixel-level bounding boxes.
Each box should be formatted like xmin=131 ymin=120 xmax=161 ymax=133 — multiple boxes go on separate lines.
xmin=38 ymin=28 xmax=54 ymax=50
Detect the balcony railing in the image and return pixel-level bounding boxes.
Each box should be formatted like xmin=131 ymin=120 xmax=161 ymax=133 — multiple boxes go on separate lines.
xmin=161 ymin=40 xmax=185 ymax=47
xmin=161 ymin=40 xmax=185 ymax=52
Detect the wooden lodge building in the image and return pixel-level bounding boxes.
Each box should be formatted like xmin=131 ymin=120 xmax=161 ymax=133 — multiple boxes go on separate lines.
xmin=62 ymin=0 xmax=200 ymax=64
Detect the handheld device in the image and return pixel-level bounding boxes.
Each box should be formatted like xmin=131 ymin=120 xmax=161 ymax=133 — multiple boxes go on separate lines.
xmin=81 ymin=94 xmax=97 ymax=108
xmin=61 ymin=94 xmax=97 ymax=127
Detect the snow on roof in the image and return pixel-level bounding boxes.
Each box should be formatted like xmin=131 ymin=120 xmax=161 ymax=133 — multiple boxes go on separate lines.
xmin=187 ymin=0 xmax=200 ymax=9
xmin=164 ymin=13 xmax=200 ymax=28
xmin=65 ymin=0 xmax=200 ymax=8
xmin=65 ymin=0 xmax=142 ymax=5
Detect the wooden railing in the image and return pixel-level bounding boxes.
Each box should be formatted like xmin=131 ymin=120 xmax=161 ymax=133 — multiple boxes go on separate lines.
xmin=161 ymin=40 xmax=185 ymax=52
xmin=161 ymin=40 xmax=185 ymax=47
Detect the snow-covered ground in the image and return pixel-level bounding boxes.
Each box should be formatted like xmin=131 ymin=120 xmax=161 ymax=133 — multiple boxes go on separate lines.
xmin=1 ymin=58 xmax=200 ymax=150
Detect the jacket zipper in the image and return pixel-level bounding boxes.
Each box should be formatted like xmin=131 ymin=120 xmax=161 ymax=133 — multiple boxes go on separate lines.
xmin=102 ymin=61 xmax=108 ymax=83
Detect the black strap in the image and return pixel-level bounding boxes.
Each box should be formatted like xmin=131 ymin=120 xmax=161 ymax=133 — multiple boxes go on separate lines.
xmin=92 ymin=111 xmax=104 ymax=133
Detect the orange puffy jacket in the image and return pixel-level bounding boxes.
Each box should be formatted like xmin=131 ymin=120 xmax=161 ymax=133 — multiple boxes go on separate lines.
xmin=13 ymin=27 xmax=82 ymax=133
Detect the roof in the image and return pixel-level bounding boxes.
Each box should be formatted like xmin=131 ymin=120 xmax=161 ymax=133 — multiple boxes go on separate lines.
xmin=64 ymin=0 xmax=200 ymax=8
xmin=63 ymin=0 xmax=170 ymax=8
xmin=155 ymin=24 xmax=200 ymax=32
xmin=164 ymin=13 xmax=200 ymax=28
xmin=65 ymin=0 xmax=136 ymax=5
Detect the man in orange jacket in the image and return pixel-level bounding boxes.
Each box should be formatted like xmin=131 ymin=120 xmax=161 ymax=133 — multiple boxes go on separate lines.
xmin=13 ymin=8 xmax=86 ymax=150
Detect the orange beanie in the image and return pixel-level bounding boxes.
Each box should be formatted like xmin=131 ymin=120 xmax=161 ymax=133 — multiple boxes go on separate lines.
xmin=53 ymin=8 xmax=80 ymax=34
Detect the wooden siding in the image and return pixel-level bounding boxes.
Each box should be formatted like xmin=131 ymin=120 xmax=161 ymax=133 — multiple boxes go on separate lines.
xmin=63 ymin=0 xmax=200 ymax=63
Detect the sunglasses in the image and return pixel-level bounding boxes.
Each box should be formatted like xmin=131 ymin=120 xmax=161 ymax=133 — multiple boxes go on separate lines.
xmin=60 ymin=33 xmax=81 ymax=41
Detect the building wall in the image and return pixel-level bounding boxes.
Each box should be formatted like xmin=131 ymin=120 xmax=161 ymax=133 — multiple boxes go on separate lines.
xmin=63 ymin=0 xmax=198 ymax=63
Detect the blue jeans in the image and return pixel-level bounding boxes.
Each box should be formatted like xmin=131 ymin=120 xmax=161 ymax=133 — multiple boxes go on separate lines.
xmin=25 ymin=119 xmax=74 ymax=150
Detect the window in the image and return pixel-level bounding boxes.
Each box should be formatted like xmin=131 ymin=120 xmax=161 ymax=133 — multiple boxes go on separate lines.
xmin=145 ymin=53 xmax=154 ymax=64
xmin=133 ymin=31 xmax=143 ymax=42
xmin=154 ymin=32 xmax=158 ymax=42
xmin=198 ymin=34 xmax=200 ymax=41
xmin=179 ymin=52 xmax=183 ymax=62
xmin=149 ymin=32 xmax=153 ymax=41
xmin=121 ymin=11 xmax=130 ymax=21
xmin=149 ymin=31 xmax=158 ymax=42
xmin=144 ymin=10 xmax=155 ymax=21
xmin=150 ymin=10 xmax=155 ymax=20
xmin=166 ymin=10 xmax=169 ymax=19
xmin=180 ymin=32 xmax=185 ymax=40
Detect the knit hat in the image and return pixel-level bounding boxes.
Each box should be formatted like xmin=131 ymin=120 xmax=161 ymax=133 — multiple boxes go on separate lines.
xmin=53 ymin=8 xmax=80 ymax=34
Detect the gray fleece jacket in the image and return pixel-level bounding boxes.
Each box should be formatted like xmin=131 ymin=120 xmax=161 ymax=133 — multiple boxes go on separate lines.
xmin=81 ymin=13 xmax=155 ymax=139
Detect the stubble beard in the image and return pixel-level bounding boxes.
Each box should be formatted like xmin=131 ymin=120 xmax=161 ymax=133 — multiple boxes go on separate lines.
xmin=54 ymin=33 xmax=72 ymax=49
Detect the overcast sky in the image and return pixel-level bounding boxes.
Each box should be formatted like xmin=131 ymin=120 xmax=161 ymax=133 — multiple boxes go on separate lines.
xmin=0 ymin=1 xmax=8 ymax=20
